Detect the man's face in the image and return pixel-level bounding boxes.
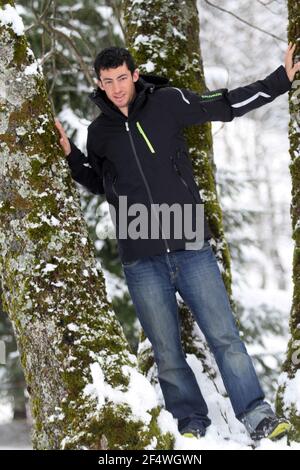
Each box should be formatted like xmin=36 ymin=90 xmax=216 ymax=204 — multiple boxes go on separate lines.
xmin=97 ymin=62 xmax=139 ymax=112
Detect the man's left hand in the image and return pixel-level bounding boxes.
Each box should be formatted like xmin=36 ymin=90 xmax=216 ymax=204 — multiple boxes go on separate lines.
xmin=285 ymin=42 xmax=300 ymax=82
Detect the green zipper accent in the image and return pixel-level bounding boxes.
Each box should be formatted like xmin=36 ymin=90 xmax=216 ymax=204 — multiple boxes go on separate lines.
xmin=136 ymin=121 xmax=155 ymax=154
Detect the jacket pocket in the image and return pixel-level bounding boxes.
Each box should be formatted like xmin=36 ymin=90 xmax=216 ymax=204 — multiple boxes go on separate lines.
xmin=103 ymin=171 xmax=119 ymax=203
xmin=102 ymin=159 xmax=119 ymax=202
xmin=170 ymin=150 xmax=201 ymax=203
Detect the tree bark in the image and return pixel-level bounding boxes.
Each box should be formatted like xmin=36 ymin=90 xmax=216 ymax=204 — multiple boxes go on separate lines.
xmin=0 ymin=1 xmax=172 ymax=449
xmin=276 ymin=0 xmax=300 ymax=441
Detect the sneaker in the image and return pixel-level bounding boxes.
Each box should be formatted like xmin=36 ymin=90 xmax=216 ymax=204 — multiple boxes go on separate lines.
xmin=250 ymin=416 xmax=291 ymax=441
xmin=181 ymin=428 xmax=206 ymax=439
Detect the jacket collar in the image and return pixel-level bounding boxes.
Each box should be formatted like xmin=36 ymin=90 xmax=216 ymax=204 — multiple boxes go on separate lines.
xmin=88 ymin=74 xmax=169 ymax=120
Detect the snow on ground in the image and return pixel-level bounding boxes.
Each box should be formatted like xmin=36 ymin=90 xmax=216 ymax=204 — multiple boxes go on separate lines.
xmin=1 ymin=349 xmax=300 ymax=450
xmin=0 ymin=421 xmax=32 ymax=450
xmin=158 ymin=353 xmax=300 ymax=450
xmin=0 ymin=410 xmax=32 ymax=449
xmin=0 ymin=402 xmax=31 ymax=449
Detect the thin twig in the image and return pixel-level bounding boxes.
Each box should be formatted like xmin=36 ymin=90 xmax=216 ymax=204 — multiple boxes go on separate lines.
xmin=105 ymin=0 xmax=126 ymax=39
xmin=38 ymin=49 xmax=55 ymax=66
xmin=47 ymin=16 xmax=94 ymax=57
xmin=41 ymin=20 xmax=94 ymax=87
xmin=203 ymin=0 xmax=285 ymax=43
xmin=255 ymin=0 xmax=282 ymax=15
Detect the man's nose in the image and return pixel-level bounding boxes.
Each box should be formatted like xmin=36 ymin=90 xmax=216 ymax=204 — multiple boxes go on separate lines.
xmin=112 ymin=82 xmax=122 ymax=94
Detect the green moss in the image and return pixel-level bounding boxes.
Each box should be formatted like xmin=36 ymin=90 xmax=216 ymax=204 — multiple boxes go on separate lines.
xmin=30 ymin=394 xmax=43 ymax=433
xmin=148 ymin=406 xmax=175 ymax=449
xmin=27 ymin=222 xmax=52 ymax=242
xmin=7 ymin=80 xmax=55 ymax=155
xmin=138 ymin=351 xmax=155 ymax=377
xmin=0 ymin=0 xmax=15 ymax=8
xmin=62 ymin=402 xmax=173 ymax=450
xmin=13 ymin=35 xmax=28 ymax=68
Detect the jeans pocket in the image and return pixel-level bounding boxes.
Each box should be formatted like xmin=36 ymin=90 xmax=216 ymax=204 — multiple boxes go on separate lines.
xmin=122 ymin=258 xmax=141 ymax=268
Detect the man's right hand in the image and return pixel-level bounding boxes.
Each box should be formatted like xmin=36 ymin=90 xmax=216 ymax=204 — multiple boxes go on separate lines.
xmin=55 ymin=118 xmax=71 ymax=156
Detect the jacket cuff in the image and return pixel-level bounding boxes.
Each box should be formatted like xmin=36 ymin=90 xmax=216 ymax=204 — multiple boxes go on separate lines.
xmin=66 ymin=140 xmax=85 ymax=168
xmin=271 ymin=65 xmax=292 ymax=95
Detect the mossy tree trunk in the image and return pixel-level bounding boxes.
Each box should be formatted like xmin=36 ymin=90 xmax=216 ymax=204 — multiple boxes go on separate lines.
xmin=0 ymin=1 xmax=172 ymax=450
xmin=276 ymin=0 xmax=300 ymax=441
xmin=123 ymin=0 xmax=234 ymax=388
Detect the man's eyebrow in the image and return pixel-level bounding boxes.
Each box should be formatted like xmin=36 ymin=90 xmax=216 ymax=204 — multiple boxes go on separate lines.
xmin=102 ymin=73 xmax=128 ymax=81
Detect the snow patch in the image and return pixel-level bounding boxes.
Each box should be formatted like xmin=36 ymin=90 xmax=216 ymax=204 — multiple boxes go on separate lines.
xmin=42 ymin=263 xmax=57 ymax=274
xmin=278 ymin=370 xmax=300 ymax=414
xmin=24 ymin=62 xmax=40 ymax=76
xmin=83 ymin=362 xmax=158 ymax=424
xmin=0 ymin=4 xmax=24 ymax=36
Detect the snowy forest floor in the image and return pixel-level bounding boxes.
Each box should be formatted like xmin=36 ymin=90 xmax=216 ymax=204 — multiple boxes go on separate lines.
xmin=0 ymin=419 xmax=299 ymax=450
xmin=1 ymin=409 xmax=300 ymax=450
xmin=0 ymin=420 xmax=32 ymax=449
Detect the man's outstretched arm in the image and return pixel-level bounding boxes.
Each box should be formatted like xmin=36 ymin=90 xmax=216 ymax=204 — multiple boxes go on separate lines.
xmin=55 ymin=119 xmax=105 ymax=195
xmin=166 ymin=43 xmax=299 ymax=127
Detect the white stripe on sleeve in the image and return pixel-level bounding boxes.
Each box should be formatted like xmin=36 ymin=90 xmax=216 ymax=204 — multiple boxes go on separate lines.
xmin=172 ymin=87 xmax=191 ymax=104
xmin=231 ymin=91 xmax=271 ymax=108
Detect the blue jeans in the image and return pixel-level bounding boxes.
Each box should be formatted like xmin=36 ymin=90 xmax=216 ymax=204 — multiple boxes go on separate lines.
xmin=122 ymin=240 xmax=274 ymax=434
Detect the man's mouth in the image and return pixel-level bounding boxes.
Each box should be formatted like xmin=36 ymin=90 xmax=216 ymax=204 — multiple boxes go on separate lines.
xmin=115 ymin=95 xmax=125 ymax=101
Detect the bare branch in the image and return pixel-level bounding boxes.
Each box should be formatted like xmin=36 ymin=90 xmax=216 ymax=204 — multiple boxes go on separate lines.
xmin=256 ymin=0 xmax=277 ymax=5
xmin=39 ymin=0 xmax=55 ymax=21
xmin=255 ymin=0 xmax=283 ymax=15
xmin=105 ymin=0 xmax=126 ymax=39
xmin=40 ymin=20 xmax=94 ymax=87
xmin=202 ymin=0 xmax=286 ymax=43
xmin=38 ymin=49 xmax=55 ymax=66
xmin=47 ymin=16 xmax=94 ymax=57
xmin=49 ymin=0 xmax=58 ymax=99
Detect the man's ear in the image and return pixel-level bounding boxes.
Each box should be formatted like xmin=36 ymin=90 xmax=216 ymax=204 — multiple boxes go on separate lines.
xmin=97 ymin=78 xmax=104 ymax=90
xmin=132 ymin=68 xmax=139 ymax=83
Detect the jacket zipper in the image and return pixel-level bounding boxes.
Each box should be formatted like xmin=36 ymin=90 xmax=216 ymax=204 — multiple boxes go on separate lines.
xmin=125 ymin=121 xmax=170 ymax=253
xmin=136 ymin=121 xmax=156 ymax=154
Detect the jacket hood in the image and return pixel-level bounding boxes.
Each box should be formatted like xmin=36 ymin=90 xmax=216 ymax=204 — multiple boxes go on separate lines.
xmin=88 ymin=73 xmax=169 ymax=120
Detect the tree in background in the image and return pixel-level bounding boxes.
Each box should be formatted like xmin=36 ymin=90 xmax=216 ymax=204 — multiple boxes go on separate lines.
xmin=276 ymin=0 xmax=300 ymax=441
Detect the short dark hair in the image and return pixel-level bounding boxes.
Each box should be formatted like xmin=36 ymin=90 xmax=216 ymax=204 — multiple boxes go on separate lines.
xmin=94 ymin=47 xmax=136 ymax=80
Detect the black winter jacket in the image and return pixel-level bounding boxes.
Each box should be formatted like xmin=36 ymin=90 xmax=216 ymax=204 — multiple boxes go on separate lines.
xmin=66 ymin=65 xmax=292 ymax=264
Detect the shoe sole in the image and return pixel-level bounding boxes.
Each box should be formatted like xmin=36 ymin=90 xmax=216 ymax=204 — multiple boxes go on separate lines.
xmin=182 ymin=432 xmax=203 ymax=439
xmin=267 ymin=422 xmax=292 ymax=441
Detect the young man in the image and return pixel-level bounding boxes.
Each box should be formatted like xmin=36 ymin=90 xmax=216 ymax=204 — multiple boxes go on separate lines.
xmin=55 ymin=45 xmax=299 ymax=441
